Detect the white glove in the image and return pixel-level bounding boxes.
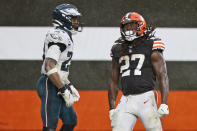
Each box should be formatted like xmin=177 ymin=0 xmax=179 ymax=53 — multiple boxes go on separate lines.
xmin=70 ymin=85 xmax=80 ymax=102
xmin=157 ymin=104 xmax=169 ymax=118
xmin=60 ymin=88 xmax=75 ymax=107
xmin=109 ymin=109 xmax=116 ymax=120
xmin=58 ymin=84 xmax=79 ymax=107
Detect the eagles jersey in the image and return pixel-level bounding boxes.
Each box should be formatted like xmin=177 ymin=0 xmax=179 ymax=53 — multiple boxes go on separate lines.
xmin=41 ymin=27 xmax=74 ymax=84
xmin=110 ymin=39 xmax=165 ymax=95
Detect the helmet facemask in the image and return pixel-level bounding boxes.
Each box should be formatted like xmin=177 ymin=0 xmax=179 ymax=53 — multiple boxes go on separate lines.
xmin=69 ymin=16 xmax=83 ymax=35
xmin=121 ymin=21 xmax=139 ymax=41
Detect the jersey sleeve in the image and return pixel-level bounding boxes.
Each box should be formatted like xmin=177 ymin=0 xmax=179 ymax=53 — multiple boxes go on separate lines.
xmin=110 ymin=44 xmax=121 ymax=62
xmin=110 ymin=44 xmax=117 ymax=58
xmin=110 ymin=49 xmax=113 ymax=57
xmin=152 ymin=39 xmax=165 ymax=52
xmin=45 ymin=45 xmax=61 ymax=62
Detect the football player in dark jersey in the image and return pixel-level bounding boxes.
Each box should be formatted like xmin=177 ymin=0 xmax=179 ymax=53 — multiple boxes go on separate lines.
xmin=108 ymin=12 xmax=169 ymax=131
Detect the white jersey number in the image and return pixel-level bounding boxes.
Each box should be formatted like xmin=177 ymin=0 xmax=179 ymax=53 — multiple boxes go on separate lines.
xmin=61 ymin=51 xmax=73 ymax=72
xmin=119 ymin=54 xmax=145 ymax=77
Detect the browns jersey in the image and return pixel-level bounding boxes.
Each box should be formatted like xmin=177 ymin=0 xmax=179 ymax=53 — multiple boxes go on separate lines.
xmin=110 ymin=38 xmax=165 ymax=95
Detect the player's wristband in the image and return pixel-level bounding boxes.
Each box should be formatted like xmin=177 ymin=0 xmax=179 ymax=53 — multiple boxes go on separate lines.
xmin=58 ymin=84 xmax=72 ymax=94
xmin=46 ymin=68 xmax=58 ymax=76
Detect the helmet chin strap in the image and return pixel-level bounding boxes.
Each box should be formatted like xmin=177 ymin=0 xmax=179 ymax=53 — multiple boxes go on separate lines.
xmin=124 ymin=30 xmax=138 ymax=41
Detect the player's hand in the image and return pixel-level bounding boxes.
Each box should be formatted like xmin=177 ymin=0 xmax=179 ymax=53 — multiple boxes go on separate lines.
xmin=157 ymin=104 xmax=169 ymax=118
xmin=109 ymin=109 xmax=116 ymax=120
xmin=58 ymin=84 xmax=75 ymax=107
xmin=70 ymin=85 xmax=80 ymax=102
xmin=109 ymin=109 xmax=118 ymax=128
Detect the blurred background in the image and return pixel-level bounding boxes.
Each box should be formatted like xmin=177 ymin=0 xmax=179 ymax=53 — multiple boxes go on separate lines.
xmin=0 ymin=0 xmax=197 ymax=130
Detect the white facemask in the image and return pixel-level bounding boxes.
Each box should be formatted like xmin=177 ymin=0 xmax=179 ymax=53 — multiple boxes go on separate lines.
xmin=124 ymin=30 xmax=137 ymax=41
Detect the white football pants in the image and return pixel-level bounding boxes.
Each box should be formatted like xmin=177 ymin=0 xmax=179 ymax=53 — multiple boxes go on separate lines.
xmin=111 ymin=90 xmax=162 ymax=131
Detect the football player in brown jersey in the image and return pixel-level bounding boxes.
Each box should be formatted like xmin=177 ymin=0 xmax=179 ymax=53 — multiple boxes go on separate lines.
xmin=108 ymin=12 xmax=169 ymax=131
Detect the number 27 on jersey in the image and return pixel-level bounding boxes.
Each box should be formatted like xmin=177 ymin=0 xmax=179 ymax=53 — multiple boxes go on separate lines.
xmin=119 ymin=54 xmax=145 ymax=77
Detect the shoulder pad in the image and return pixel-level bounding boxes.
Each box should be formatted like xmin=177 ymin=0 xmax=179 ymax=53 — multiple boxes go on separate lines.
xmin=46 ymin=28 xmax=72 ymax=46
xmin=152 ymin=39 xmax=165 ymax=52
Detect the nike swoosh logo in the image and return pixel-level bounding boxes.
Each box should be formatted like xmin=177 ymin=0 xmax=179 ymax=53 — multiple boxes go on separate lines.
xmin=144 ymin=100 xmax=149 ymax=104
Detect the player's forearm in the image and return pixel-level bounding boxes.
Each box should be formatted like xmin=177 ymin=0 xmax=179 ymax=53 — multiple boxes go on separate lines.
xmin=159 ymin=74 xmax=169 ymax=104
xmin=45 ymin=58 xmax=64 ymax=89
xmin=48 ymin=73 xmax=64 ymax=89
xmin=108 ymin=82 xmax=119 ymax=110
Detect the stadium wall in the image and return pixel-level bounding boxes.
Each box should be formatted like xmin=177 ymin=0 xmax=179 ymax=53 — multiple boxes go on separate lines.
xmin=0 ymin=0 xmax=197 ymax=130
xmin=0 ymin=0 xmax=196 ymax=27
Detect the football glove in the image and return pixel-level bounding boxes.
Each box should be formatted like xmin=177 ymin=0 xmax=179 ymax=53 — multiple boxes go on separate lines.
xmin=109 ymin=109 xmax=116 ymax=120
xmin=58 ymin=84 xmax=80 ymax=107
xmin=70 ymin=85 xmax=80 ymax=101
xmin=109 ymin=109 xmax=119 ymax=128
xmin=157 ymin=104 xmax=169 ymax=118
